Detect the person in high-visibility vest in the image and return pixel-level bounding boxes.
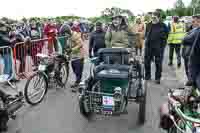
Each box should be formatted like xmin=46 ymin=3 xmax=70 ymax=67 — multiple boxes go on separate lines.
xmin=168 ymin=16 xmax=186 ymax=68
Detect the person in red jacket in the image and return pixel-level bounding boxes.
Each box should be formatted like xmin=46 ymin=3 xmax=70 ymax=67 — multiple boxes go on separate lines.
xmin=43 ymin=19 xmax=58 ymax=54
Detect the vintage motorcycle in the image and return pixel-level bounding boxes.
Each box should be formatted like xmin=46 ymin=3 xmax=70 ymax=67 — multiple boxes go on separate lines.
xmin=160 ymin=86 xmax=200 ymax=133
xmin=24 ymin=50 xmax=70 ymax=105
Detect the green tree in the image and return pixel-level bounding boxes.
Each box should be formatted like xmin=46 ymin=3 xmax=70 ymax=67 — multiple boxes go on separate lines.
xmin=190 ymin=0 xmax=200 ymax=14
xmin=174 ymin=0 xmax=186 ymax=16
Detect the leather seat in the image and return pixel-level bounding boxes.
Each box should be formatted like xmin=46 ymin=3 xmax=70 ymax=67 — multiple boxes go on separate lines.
xmin=98 ymin=48 xmax=130 ymax=65
xmin=95 ymin=64 xmax=130 ymax=79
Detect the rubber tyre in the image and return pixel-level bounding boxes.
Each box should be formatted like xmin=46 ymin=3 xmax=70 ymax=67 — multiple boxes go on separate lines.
xmin=79 ymin=95 xmax=92 ymax=119
xmin=24 ymin=72 xmax=48 ymax=106
xmin=59 ymin=62 xmax=69 ymax=88
xmin=138 ymin=80 xmax=147 ymax=125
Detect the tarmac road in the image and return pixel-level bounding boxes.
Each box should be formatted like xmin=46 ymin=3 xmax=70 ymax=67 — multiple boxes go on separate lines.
xmin=1 ymin=42 xmax=185 ymax=133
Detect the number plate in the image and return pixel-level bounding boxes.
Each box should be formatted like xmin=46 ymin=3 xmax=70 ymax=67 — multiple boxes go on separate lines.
xmin=38 ymin=65 xmax=46 ymax=71
xmin=102 ymin=96 xmax=114 ymax=106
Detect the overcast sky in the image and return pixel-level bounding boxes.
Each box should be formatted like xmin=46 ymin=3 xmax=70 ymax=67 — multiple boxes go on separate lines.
xmin=0 ymin=0 xmax=191 ymax=19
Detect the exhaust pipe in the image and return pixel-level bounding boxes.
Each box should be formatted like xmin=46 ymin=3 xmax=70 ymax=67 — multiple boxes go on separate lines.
xmin=159 ymin=102 xmax=174 ymax=130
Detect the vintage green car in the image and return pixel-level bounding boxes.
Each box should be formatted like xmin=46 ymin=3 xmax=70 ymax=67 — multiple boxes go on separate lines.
xmin=78 ymin=48 xmax=147 ymax=124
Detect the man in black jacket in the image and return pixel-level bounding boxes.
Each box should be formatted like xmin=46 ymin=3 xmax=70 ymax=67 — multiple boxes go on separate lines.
xmin=89 ymin=22 xmax=106 ymax=57
xmin=182 ymin=15 xmax=200 ymax=86
xmin=189 ymin=27 xmax=200 ymax=89
xmin=144 ymin=12 xmax=168 ymax=84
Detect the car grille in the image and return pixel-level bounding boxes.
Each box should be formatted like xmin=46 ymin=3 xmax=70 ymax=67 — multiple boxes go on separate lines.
xmin=85 ymin=91 xmax=122 ymax=115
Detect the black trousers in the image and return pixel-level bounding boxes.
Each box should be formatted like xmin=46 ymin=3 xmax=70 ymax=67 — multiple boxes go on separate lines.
xmin=71 ymin=58 xmax=84 ymax=83
xmin=135 ymin=47 xmax=142 ymax=56
xmin=183 ymin=56 xmax=192 ymax=81
xmin=169 ymin=44 xmax=181 ymax=65
xmin=144 ymin=47 xmax=162 ymax=80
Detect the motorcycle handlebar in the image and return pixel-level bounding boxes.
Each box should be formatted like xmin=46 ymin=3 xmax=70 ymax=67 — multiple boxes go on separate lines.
xmin=169 ymin=96 xmax=200 ymax=124
xmin=174 ymin=106 xmax=200 ymax=124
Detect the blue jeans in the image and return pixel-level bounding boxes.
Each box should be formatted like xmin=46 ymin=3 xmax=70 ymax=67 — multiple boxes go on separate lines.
xmin=3 ymin=54 xmax=12 ymax=78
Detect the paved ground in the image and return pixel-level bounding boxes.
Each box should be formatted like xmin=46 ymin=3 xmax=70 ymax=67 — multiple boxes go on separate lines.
xmin=0 ymin=43 xmax=186 ymax=133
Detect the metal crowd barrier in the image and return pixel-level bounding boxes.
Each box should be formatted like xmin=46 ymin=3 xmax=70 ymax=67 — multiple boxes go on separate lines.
xmin=12 ymin=36 xmax=67 ymax=79
xmin=0 ymin=36 xmax=68 ymax=90
xmin=0 ymin=36 xmax=69 ymax=85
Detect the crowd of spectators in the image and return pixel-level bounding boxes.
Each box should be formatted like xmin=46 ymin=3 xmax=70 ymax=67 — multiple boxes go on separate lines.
xmin=0 ymin=17 xmax=94 ymax=80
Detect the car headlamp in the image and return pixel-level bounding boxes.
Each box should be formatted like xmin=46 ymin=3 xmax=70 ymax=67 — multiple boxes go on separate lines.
xmin=114 ymin=87 xmax=122 ymax=102
xmin=78 ymin=81 xmax=86 ymax=94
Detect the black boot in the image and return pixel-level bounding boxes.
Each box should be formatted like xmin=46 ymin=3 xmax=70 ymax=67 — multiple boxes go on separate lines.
xmin=185 ymin=81 xmax=193 ymax=86
xmin=177 ymin=63 xmax=181 ymax=68
xmin=155 ymin=79 xmax=161 ymax=84
xmin=168 ymin=62 xmax=173 ymax=66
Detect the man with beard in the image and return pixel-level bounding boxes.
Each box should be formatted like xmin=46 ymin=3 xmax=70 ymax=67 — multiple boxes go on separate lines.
xmin=144 ymin=11 xmax=168 ymax=84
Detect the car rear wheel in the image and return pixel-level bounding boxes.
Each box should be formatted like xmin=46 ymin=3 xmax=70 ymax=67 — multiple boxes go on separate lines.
xmin=79 ymin=95 xmax=92 ymax=119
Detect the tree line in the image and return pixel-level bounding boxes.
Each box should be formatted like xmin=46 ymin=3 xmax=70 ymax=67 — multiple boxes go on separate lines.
xmin=166 ymin=0 xmax=200 ymax=17
xmin=1 ymin=0 xmax=200 ymax=24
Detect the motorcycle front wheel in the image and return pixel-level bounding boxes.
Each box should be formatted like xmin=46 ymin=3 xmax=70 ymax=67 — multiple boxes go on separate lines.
xmin=24 ymin=72 xmax=48 ymax=105
xmin=56 ymin=62 xmax=69 ymax=88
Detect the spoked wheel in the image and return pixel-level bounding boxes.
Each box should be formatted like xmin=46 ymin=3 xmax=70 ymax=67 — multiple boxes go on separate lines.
xmin=57 ymin=63 xmax=69 ymax=88
xmin=138 ymin=79 xmax=147 ymax=125
xmin=79 ymin=80 xmax=99 ymax=119
xmin=24 ymin=72 xmax=48 ymax=105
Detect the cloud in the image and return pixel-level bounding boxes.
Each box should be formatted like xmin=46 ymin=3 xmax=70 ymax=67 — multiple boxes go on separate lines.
xmin=0 ymin=0 xmax=191 ymax=19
